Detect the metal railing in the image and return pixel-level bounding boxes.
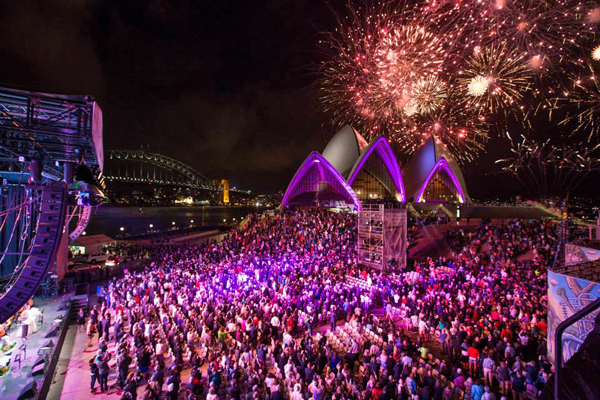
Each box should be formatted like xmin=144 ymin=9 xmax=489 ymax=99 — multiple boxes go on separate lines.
xmin=36 ymin=300 xmax=73 ymax=400
xmin=553 ymin=297 xmax=600 ymax=400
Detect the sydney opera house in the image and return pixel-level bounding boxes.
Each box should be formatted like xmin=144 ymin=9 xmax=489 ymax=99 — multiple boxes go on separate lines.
xmin=281 ymin=125 xmax=470 ymax=209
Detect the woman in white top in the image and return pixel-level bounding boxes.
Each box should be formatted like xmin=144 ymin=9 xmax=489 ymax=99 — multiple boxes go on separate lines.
xmin=289 ymin=383 xmax=303 ymax=400
xmin=206 ymin=387 xmax=218 ymax=400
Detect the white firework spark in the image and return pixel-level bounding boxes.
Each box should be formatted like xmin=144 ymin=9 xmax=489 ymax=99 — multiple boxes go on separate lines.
xmin=468 ymin=76 xmax=489 ymax=96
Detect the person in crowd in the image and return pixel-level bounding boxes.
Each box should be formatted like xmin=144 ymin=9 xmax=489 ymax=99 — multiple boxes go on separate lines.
xmin=86 ymin=318 xmax=96 ymax=348
xmin=89 ymin=358 xmax=99 ymax=393
xmin=77 ymin=308 xmax=86 ymax=333
xmin=96 ymin=350 xmax=111 ymax=393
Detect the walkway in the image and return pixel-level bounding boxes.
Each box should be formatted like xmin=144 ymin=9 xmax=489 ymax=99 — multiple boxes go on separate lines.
xmin=52 ymin=298 xmax=193 ymax=399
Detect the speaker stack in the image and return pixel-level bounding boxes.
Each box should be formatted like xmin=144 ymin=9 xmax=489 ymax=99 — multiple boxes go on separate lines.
xmin=17 ymin=381 xmax=37 ymax=400
xmin=0 ymin=185 xmax=67 ymax=324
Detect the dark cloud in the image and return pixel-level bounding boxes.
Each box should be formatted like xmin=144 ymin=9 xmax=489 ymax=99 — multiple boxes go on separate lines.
xmin=0 ymin=1 xmax=105 ymax=95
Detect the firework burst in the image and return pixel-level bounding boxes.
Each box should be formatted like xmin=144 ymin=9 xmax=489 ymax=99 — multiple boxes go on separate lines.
xmin=458 ymin=43 xmax=533 ymax=116
xmin=420 ymin=0 xmax=595 ymax=63
xmin=318 ymin=3 xmax=445 ymax=137
xmin=406 ymin=76 xmax=448 ymax=116
xmin=467 ymin=76 xmax=489 ymax=97
xmin=318 ymin=0 xmax=600 ymax=162
xmin=395 ymin=90 xmax=489 ymax=162
xmin=593 ymin=44 xmax=600 ymax=61
xmin=497 ymin=133 xmax=600 ymax=198
xmin=491 ymin=0 xmax=594 ymax=62
xmin=555 ymin=63 xmax=600 ymax=141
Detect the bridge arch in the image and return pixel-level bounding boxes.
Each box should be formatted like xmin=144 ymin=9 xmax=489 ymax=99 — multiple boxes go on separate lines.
xmin=105 ymin=150 xmax=215 ymax=189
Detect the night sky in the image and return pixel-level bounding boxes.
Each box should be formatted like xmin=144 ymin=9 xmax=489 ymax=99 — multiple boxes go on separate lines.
xmin=0 ymin=1 xmax=596 ymax=199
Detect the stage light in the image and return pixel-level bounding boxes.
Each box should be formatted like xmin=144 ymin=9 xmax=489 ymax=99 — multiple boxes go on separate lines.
xmin=82 ymin=231 xmax=87 ymax=235
xmin=120 ymin=227 xmax=125 ymax=231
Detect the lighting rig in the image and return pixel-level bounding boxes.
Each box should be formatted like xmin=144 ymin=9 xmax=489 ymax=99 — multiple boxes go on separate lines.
xmin=0 ymin=86 xmax=103 ymax=323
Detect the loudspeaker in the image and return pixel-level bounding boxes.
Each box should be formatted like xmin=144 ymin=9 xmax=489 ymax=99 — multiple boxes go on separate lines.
xmin=0 ymin=186 xmax=67 ymax=324
xmin=30 ymin=362 xmax=45 ymax=376
xmin=40 ymin=340 xmax=54 ymax=350
xmin=32 ymin=355 xmax=45 ymax=367
xmin=45 ymin=325 xmax=59 ymax=338
xmin=69 ymin=204 xmax=92 ymax=241
xmin=17 ymin=380 xmax=37 ymax=400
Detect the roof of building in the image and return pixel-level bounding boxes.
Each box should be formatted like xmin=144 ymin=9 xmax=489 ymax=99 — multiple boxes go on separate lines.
xmin=403 ymin=135 xmax=470 ymax=203
xmin=281 ymin=152 xmax=362 ymax=210
xmin=73 ymin=234 xmax=115 ymax=247
xmin=346 ymin=135 xmax=405 ymax=202
xmin=322 ymin=125 xmax=369 ymax=178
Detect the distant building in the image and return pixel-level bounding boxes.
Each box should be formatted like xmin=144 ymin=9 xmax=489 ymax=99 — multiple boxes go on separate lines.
xmin=281 ymin=126 xmax=469 ymax=209
xmin=70 ymin=234 xmax=116 ymax=255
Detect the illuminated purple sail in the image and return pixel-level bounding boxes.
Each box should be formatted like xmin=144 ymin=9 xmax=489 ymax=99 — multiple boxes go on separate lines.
xmin=281 ymin=152 xmax=362 ymax=210
xmin=415 ymin=157 xmax=466 ymax=204
xmin=346 ymin=136 xmax=405 ymax=203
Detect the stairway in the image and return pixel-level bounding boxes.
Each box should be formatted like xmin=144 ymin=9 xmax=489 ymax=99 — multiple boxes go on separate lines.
xmin=69 ymin=294 xmax=89 ymax=322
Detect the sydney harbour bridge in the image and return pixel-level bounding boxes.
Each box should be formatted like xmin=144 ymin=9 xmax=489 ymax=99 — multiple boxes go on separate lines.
xmin=103 ymin=149 xmax=249 ymax=204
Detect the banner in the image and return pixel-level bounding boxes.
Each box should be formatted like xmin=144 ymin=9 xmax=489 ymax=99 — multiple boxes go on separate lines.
xmin=547 ymin=269 xmax=600 ymax=364
xmin=92 ymin=102 xmax=104 ymax=172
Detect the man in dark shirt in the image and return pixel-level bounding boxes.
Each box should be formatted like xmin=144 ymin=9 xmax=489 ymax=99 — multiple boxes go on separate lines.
xmin=117 ymin=351 xmax=132 ymax=389
xmin=511 ymin=370 xmax=526 ymax=400
xmin=96 ymin=351 xmax=110 ymax=393
xmin=100 ymin=314 xmax=110 ymax=341
xmin=304 ymin=362 xmax=315 ymax=383
xmin=228 ymin=382 xmax=241 ymax=400
xmin=424 ymin=369 xmax=436 ymax=392
xmin=525 ymin=361 xmax=539 ymax=384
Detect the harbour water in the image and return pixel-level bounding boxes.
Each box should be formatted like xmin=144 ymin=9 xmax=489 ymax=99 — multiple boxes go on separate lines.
xmin=83 ymin=206 xmax=262 ymax=238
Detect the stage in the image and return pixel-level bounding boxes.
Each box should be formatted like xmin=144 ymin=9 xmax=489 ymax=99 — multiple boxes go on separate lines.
xmin=0 ymin=295 xmax=71 ymax=400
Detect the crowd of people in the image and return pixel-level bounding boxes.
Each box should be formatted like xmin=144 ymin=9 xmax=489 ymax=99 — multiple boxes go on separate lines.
xmin=82 ymin=209 xmax=558 ymax=400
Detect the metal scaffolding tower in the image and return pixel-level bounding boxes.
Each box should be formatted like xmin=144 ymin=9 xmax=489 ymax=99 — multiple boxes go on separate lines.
xmin=358 ymin=204 xmax=384 ymax=269
xmin=358 ymin=204 xmax=407 ymax=271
